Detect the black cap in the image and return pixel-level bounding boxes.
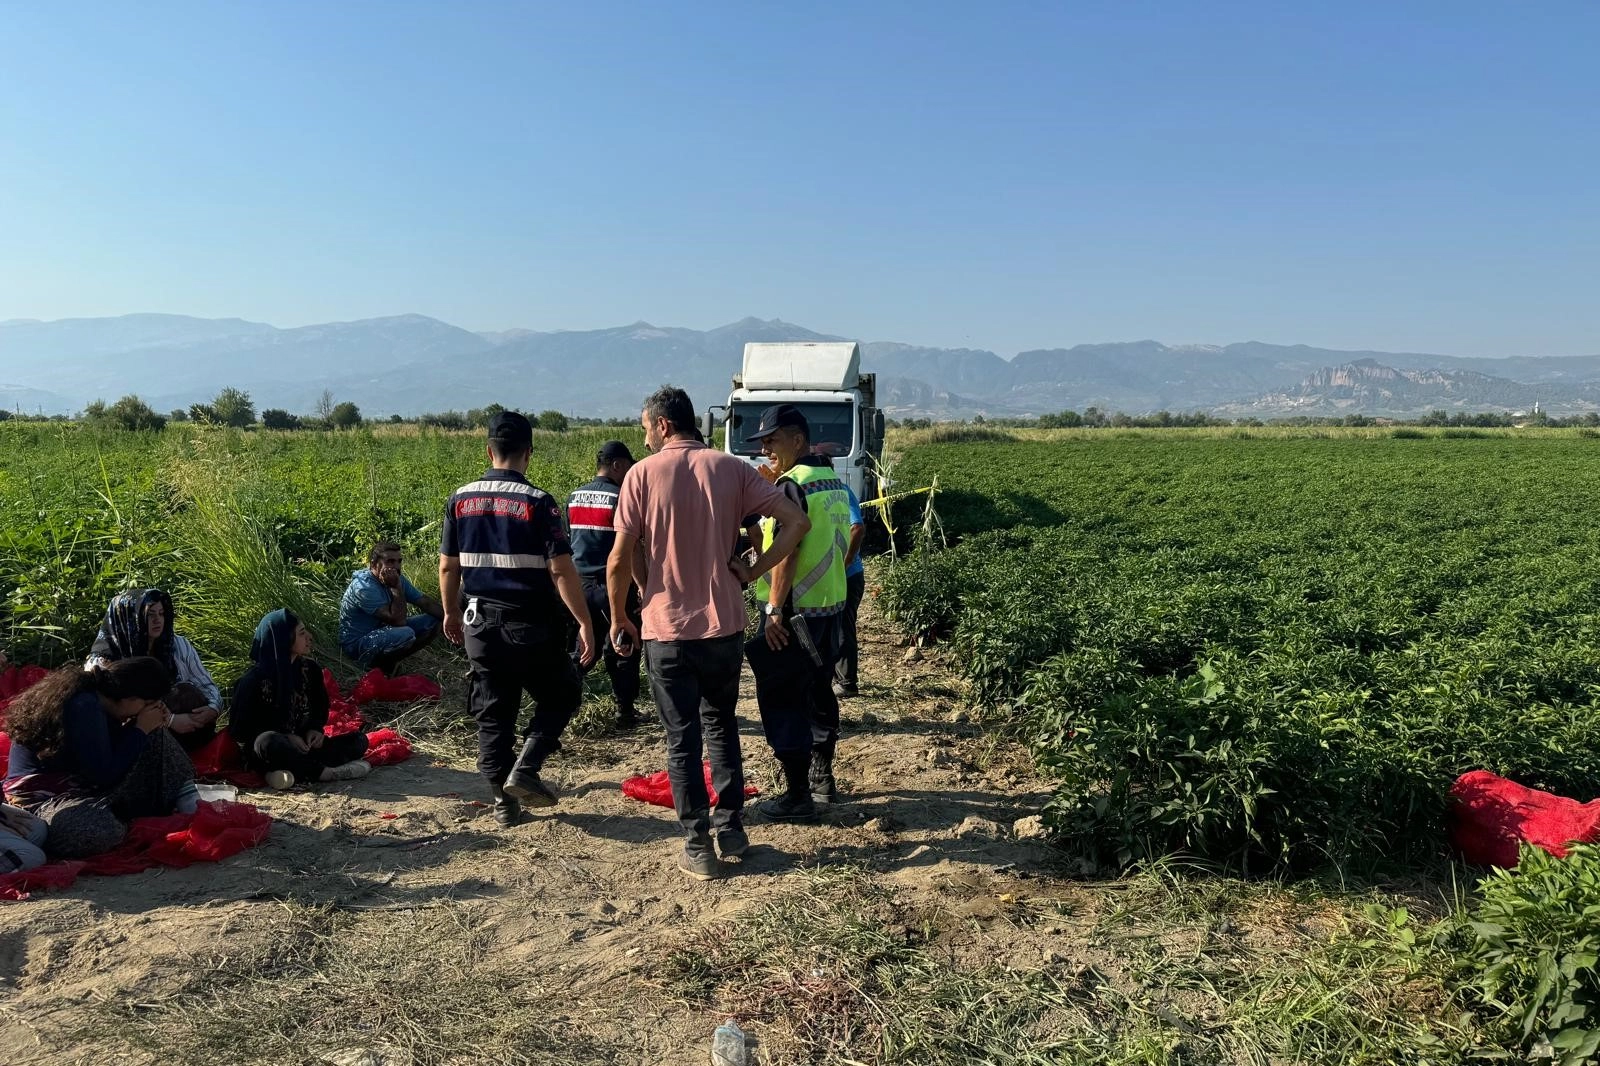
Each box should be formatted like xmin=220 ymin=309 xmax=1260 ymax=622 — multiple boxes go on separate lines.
xmin=487 ymin=410 xmax=532 ymax=451
xmin=743 ymin=403 xmax=809 ymax=442
xmin=596 ymin=440 xmax=634 ymax=465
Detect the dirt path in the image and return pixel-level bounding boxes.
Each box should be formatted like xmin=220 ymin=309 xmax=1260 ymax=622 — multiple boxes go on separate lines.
xmin=1 ymin=601 xmax=1067 ymax=1065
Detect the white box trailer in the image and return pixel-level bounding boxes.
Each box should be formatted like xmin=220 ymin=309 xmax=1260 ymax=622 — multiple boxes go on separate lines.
xmin=703 ymin=342 xmax=885 ymax=502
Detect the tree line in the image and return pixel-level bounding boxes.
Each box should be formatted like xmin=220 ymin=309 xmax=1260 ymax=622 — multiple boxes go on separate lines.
xmin=1 ymin=389 xmax=603 ymax=433
xmin=891 ymin=407 xmax=1600 ymax=430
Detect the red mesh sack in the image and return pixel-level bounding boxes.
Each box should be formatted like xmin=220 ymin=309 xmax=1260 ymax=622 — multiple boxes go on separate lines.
xmin=363 ymin=728 xmax=412 ymax=767
xmin=188 ymin=730 xmax=265 ymax=788
xmin=190 ymin=730 xmax=243 ymax=777
xmin=166 ymin=800 xmax=273 ymax=863
xmin=0 ymin=860 xmax=87 ymax=901
xmin=0 ymin=802 xmax=273 ymax=900
xmin=326 ymin=702 xmax=364 ymax=736
xmin=1450 ymin=770 xmax=1600 ymax=867
xmin=621 ymin=761 xmax=759 ymax=808
xmin=0 ymin=664 xmax=49 ymax=702
xmin=0 ymin=664 xmax=50 ymax=728
xmin=0 ymin=733 xmax=9 ymax=781
xmin=352 ymin=670 xmax=441 ymax=705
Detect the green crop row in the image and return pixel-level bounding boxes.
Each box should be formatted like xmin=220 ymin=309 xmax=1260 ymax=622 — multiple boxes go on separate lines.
xmin=879 ymin=436 xmax=1600 ymax=872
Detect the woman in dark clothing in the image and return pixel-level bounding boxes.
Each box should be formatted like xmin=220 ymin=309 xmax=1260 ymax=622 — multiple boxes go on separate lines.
xmin=3 ymin=657 xmax=200 ymax=858
xmin=87 ymin=589 xmax=222 ymax=752
xmin=230 ymin=610 xmax=369 ymax=789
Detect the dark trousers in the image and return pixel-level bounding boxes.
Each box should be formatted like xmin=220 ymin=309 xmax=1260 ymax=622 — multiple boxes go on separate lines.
xmin=252 ymin=730 xmax=369 ymax=782
xmin=643 ymin=634 xmax=746 ymax=839
xmin=576 ymin=579 xmax=641 ymax=713
xmin=466 ymin=617 xmax=582 ymax=785
xmin=747 ymin=613 xmax=843 ymax=759
xmin=167 ymin=682 xmax=220 ymax=753
xmin=38 ymin=730 xmax=196 ymax=859
xmin=834 ymin=571 xmax=865 ymax=690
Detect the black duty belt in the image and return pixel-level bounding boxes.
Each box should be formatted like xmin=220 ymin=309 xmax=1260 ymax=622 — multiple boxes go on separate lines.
xmin=463 ymin=597 xmax=545 ymax=626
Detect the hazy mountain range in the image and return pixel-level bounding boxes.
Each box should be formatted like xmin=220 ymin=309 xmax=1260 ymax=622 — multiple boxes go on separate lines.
xmin=3 ymin=312 xmax=1599 ymax=419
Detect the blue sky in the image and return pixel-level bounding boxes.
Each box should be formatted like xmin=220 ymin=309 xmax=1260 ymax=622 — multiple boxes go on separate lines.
xmin=2 ymin=2 xmax=1596 ymax=357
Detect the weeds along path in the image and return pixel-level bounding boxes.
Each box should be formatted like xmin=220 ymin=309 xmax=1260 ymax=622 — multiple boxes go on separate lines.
xmin=0 ymin=595 xmax=1067 ymax=1065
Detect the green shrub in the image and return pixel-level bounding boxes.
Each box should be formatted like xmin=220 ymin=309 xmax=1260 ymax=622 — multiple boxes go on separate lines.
xmin=876 ymin=549 xmax=976 ymax=639
xmin=1455 ymin=844 xmax=1600 ymax=1064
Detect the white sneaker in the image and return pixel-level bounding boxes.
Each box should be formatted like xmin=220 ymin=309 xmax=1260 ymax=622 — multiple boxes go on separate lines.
xmin=324 ymin=760 xmax=372 ymax=782
xmin=265 ymin=770 xmax=296 ymax=790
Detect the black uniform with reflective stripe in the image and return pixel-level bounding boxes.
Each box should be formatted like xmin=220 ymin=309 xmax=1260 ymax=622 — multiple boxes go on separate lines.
xmin=441 ymin=468 xmax=572 ymax=627
xmin=566 ymin=474 xmax=622 ymax=582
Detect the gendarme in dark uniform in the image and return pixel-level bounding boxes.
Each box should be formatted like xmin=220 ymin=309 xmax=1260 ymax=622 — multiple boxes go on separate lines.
xmin=439 ymin=411 xmax=596 ymax=825
xmin=566 ymin=440 xmax=642 ymax=729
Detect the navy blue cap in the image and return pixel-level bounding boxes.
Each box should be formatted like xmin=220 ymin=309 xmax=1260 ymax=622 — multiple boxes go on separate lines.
xmin=487 ymin=410 xmax=532 ymax=450
xmin=596 ymin=440 xmax=634 ymax=465
xmin=743 ymin=403 xmax=809 ymax=442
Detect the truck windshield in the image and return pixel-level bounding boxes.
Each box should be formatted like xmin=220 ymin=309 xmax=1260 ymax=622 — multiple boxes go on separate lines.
xmin=727 ymin=402 xmax=855 ymax=458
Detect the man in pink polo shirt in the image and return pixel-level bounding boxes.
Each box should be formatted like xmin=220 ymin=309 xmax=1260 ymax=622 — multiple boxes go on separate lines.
xmin=608 ymin=385 xmax=810 ymax=880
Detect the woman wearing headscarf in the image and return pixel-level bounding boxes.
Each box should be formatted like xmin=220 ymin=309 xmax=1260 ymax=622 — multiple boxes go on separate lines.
xmin=87 ymin=589 xmax=222 ymax=751
xmin=3 ymin=657 xmax=200 ymax=858
xmin=229 ymin=610 xmax=370 ymax=789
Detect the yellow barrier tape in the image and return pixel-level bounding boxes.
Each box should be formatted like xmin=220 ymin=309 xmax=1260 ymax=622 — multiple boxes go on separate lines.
xmin=860 ymin=485 xmax=936 ymax=510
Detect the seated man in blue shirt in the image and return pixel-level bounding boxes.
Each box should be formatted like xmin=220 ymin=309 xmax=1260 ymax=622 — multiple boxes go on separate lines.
xmin=339 ymin=542 xmax=445 ymax=674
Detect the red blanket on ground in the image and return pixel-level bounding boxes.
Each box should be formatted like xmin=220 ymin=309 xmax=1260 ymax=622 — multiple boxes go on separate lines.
xmin=622 ymin=761 xmax=760 ymax=808
xmin=1451 ymin=770 xmax=1600 ymax=867
xmin=0 ymin=799 xmax=273 ymax=901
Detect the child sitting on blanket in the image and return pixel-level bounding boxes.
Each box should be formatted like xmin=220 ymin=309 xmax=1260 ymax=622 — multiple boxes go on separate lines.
xmin=229 ymin=610 xmax=370 ymax=789
xmin=2 ymin=657 xmax=201 ymax=859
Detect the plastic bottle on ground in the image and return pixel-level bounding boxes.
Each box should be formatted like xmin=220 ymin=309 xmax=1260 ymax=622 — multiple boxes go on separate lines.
xmin=710 ymin=1020 xmax=747 ymax=1066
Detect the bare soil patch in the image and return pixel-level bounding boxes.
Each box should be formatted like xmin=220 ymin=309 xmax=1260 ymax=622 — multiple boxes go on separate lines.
xmin=2 ymin=599 xmax=1072 ymax=1065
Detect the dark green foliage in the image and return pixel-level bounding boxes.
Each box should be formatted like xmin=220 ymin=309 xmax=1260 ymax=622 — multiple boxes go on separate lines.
xmin=329 ymin=402 xmax=362 ymax=429
xmin=1454 ymin=844 xmax=1600 ymax=1064
xmin=84 ymin=395 xmax=168 ymax=431
xmin=209 ymin=387 xmax=255 ymax=428
xmin=881 ymin=436 xmax=1600 ymax=871
xmin=260 ymin=408 xmax=301 ymax=430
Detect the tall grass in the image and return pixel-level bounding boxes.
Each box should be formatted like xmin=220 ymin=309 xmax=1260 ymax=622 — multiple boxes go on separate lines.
xmin=164 ymin=450 xmax=340 ymax=685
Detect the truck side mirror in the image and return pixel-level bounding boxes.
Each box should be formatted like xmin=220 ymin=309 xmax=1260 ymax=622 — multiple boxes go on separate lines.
xmin=703 ymin=405 xmax=725 ymax=444
xmin=872 ymin=410 xmax=886 ymax=441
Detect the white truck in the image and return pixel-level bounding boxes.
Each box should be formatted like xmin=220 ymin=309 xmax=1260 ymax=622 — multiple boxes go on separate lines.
xmin=703 ymin=341 xmax=885 ymax=503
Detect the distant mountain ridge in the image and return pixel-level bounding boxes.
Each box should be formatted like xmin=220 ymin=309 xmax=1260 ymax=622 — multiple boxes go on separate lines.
xmin=1 ymin=313 xmax=1597 ymax=418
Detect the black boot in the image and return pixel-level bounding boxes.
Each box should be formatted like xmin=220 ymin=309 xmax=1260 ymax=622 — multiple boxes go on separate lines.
xmin=504 ymin=737 xmax=559 ymax=808
xmin=757 ymin=754 xmax=818 ymax=822
xmin=809 ymin=747 xmax=838 ymax=804
xmin=490 ymin=783 xmax=523 ymax=827
xmin=615 ymin=705 xmax=640 ymax=732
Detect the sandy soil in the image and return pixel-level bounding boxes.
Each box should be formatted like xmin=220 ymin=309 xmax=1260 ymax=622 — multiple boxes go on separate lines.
xmin=1 ymin=600 xmax=1072 ymax=1065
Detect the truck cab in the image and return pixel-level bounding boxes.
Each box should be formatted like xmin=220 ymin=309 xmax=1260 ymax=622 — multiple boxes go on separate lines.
xmin=705 ymin=341 xmax=885 ymax=503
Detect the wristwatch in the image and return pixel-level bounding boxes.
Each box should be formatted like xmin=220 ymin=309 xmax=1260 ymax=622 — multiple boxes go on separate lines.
xmin=763 ymin=602 xmax=781 ymax=618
